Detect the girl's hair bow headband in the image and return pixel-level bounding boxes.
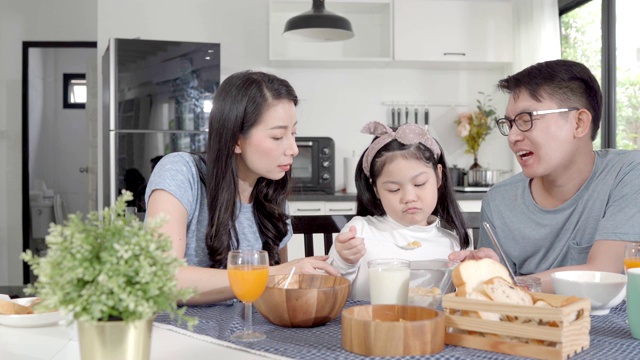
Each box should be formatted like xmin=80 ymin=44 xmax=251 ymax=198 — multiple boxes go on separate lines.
xmin=361 ymin=121 xmax=441 ymax=177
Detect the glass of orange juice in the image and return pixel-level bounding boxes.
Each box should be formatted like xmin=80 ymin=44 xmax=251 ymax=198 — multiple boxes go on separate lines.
xmin=624 ymin=242 xmax=640 ymax=274
xmin=227 ymin=250 xmax=269 ymax=341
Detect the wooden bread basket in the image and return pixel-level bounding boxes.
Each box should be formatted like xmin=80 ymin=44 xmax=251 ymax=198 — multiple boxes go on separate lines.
xmin=442 ymin=292 xmax=591 ymax=360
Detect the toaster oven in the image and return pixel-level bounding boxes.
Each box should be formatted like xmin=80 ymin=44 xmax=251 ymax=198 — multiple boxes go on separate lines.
xmin=291 ymin=137 xmax=335 ymax=194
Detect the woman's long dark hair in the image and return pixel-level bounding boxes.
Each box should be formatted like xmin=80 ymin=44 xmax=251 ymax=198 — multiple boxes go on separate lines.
xmin=204 ymin=71 xmax=298 ymax=268
xmin=354 ymin=139 xmax=471 ymax=249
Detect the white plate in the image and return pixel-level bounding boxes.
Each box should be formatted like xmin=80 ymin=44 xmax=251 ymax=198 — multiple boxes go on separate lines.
xmin=0 ymin=297 xmax=64 ymax=327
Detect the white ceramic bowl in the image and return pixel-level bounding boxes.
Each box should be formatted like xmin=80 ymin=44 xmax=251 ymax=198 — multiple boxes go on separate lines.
xmin=551 ymin=270 xmax=627 ymax=315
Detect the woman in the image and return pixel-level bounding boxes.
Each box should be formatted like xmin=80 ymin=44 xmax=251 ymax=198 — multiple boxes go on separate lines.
xmin=146 ymin=71 xmax=339 ymax=304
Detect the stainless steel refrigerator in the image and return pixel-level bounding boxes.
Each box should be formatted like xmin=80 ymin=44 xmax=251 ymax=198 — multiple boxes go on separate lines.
xmin=102 ymin=38 xmax=220 ymax=210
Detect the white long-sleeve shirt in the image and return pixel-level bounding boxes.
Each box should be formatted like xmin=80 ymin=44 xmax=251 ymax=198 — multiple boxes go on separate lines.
xmin=327 ymin=215 xmax=461 ymax=301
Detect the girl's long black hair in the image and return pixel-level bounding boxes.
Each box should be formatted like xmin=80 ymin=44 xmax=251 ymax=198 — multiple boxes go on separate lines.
xmin=204 ymin=71 xmax=298 ymax=268
xmin=355 ymin=139 xmax=471 ymax=249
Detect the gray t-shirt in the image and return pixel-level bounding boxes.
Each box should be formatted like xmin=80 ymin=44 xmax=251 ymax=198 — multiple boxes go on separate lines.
xmin=479 ymin=149 xmax=640 ymax=275
xmin=144 ymin=152 xmax=292 ymax=268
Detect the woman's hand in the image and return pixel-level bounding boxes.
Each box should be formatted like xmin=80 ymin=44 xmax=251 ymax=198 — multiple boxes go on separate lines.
xmin=448 ymin=247 xmax=500 ymax=263
xmin=334 ymin=226 xmax=366 ymax=265
xmin=272 ymin=256 xmax=341 ymax=277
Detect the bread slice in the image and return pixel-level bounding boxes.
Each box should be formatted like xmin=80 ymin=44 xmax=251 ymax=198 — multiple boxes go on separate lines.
xmin=530 ymin=293 xmax=580 ymax=308
xmin=534 ymin=299 xmax=552 ymax=308
xmin=0 ymin=299 xmax=33 ymax=315
xmin=452 ymin=258 xmax=514 ymax=297
xmin=464 ymin=290 xmax=501 ymax=321
xmin=481 ymin=276 xmax=533 ymax=306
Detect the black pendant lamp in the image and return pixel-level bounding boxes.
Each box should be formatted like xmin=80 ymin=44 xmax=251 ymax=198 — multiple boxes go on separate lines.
xmin=282 ymin=0 xmax=354 ymax=42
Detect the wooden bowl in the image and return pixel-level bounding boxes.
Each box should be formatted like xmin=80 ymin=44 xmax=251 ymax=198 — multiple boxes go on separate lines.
xmin=254 ymin=274 xmax=350 ymax=327
xmin=342 ymin=304 xmax=444 ymax=357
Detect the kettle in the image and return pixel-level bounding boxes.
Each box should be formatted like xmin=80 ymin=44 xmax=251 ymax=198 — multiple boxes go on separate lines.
xmin=447 ymin=165 xmax=466 ymax=187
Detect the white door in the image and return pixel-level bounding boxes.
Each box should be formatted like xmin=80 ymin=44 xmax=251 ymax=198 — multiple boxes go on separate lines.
xmin=29 ymin=47 xmax=96 ymax=217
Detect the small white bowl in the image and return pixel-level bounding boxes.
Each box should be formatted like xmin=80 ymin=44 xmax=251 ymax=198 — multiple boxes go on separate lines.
xmin=408 ymin=259 xmax=457 ymax=309
xmin=551 ymin=270 xmax=626 ymax=315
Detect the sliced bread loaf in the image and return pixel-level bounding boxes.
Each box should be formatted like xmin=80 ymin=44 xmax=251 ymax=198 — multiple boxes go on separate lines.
xmin=0 ymin=299 xmax=33 ymax=315
xmin=452 ymin=258 xmax=514 ymax=297
xmin=482 ymin=276 xmax=533 ymax=306
xmin=464 ymin=290 xmax=501 ymax=321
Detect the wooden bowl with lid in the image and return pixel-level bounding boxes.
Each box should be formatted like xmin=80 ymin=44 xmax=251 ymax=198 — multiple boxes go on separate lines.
xmin=254 ymin=274 xmax=350 ymax=328
xmin=341 ymin=304 xmax=444 ymax=356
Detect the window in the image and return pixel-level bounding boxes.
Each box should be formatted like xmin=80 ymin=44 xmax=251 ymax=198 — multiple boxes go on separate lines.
xmin=560 ymin=0 xmax=640 ymax=150
xmin=560 ymin=0 xmax=602 ymax=149
xmin=615 ymin=0 xmax=640 ymax=150
xmin=63 ymin=73 xmax=87 ymax=109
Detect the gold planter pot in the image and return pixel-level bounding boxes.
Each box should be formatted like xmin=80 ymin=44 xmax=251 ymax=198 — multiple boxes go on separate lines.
xmin=77 ymin=317 xmax=153 ymax=360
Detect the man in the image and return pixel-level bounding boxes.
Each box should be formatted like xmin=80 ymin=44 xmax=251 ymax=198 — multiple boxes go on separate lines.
xmin=449 ymin=59 xmax=640 ymax=292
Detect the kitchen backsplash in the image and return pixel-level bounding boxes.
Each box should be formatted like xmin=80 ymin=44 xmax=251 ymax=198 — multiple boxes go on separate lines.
xmin=274 ymin=67 xmax=513 ymax=192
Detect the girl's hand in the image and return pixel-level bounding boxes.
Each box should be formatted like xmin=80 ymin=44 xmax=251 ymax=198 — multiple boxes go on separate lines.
xmin=273 ymin=256 xmax=341 ymax=277
xmin=334 ymin=226 xmax=366 ymax=265
xmin=448 ymin=247 xmax=500 ymax=263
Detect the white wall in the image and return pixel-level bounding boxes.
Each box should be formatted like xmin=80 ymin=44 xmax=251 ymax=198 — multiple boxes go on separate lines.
xmin=0 ymin=0 xmax=98 ymax=285
xmin=97 ymin=0 xmax=512 ymax=199
xmin=1 ymin=0 xmax=513 ymax=285
xmin=276 ymin=67 xmax=511 ymax=188
xmin=28 ymin=48 xmax=45 ymax=189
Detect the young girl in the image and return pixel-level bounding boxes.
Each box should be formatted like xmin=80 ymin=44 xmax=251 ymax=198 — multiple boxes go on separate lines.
xmin=145 ymin=71 xmax=339 ymax=305
xmin=328 ymin=121 xmax=471 ymax=300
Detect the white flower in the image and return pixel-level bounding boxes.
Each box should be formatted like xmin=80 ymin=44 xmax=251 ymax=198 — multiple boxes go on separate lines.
xmin=457 ymin=122 xmax=470 ymax=137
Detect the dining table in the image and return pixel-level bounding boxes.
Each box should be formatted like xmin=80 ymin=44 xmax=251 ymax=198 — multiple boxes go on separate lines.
xmin=1 ymin=297 xmax=638 ymax=359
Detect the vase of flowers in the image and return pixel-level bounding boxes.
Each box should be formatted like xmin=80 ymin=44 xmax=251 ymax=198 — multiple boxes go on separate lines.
xmin=21 ymin=191 xmax=197 ymax=360
xmin=455 ymin=92 xmax=498 ymax=170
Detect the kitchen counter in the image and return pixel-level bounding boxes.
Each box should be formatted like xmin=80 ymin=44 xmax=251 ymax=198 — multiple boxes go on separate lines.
xmin=290 ymin=191 xmax=485 ymax=202
xmin=453 ymin=191 xmax=485 ymax=201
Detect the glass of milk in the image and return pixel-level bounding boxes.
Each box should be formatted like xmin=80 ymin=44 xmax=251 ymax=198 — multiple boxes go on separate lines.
xmin=368 ymin=258 xmax=410 ymax=305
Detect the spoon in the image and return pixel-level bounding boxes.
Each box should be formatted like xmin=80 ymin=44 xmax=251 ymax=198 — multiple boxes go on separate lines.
xmin=394 ymin=239 xmax=422 ymax=250
xmin=274 ymin=266 xmax=296 ymax=289
xmin=282 ymin=267 xmax=296 ymax=289
xmin=482 ymin=222 xmax=517 ymax=284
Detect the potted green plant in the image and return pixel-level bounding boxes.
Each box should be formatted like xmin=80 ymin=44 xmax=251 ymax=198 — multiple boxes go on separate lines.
xmin=22 ymin=191 xmax=197 ymax=360
xmin=455 ymin=91 xmax=498 ymax=170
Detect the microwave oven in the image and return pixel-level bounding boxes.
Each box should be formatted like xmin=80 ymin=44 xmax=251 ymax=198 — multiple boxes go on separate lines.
xmin=291 ymin=137 xmax=335 ymax=194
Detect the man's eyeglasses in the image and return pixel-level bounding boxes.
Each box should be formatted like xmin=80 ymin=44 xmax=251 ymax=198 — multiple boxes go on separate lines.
xmin=495 ymin=108 xmax=579 ymax=136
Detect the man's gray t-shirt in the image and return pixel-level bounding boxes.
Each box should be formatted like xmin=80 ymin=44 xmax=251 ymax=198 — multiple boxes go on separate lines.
xmin=144 ymin=152 xmax=292 ymax=268
xmin=479 ymin=149 xmax=640 ymax=275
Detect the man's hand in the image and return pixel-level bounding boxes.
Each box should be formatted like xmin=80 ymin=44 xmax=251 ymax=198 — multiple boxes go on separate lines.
xmin=448 ymin=247 xmax=500 ymax=263
xmin=334 ymin=226 xmax=366 ymax=265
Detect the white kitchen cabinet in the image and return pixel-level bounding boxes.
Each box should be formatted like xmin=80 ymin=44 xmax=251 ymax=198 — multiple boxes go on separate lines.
xmin=324 ymin=201 xmax=357 ymax=214
xmin=457 ymin=199 xmax=481 ymax=213
xmin=289 ymin=200 xmax=357 ymax=215
xmin=289 ymin=201 xmax=326 ymax=215
xmin=394 ymin=0 xmax=513 ymax=67
xmin=269 ymin=0 xmax=393 ymax=67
